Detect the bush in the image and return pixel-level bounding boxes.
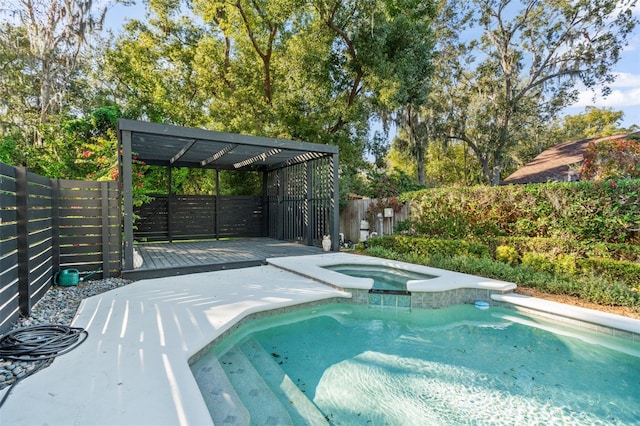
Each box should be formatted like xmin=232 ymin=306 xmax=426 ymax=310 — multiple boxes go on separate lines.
xmin=577 ymin=258 xmax=640 ymax=291
xmin=521 ymin=252 xmax=554 ymax=274
xmin=495 ymin=245 xmax=519 ymax=266
xmin=366 ymin=235 xmax=490 ymax=259
xmin=401 ymin=179 xmax=640 ymax=243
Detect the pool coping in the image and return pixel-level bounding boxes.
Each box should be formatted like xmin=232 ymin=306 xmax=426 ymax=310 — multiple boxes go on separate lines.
xmin=1 ymin=254 xmax=638 ymax=425
xmin=267 ymin=252 xmax=517 ymax=293
xmin=493 ymin=293 xmax=640 ymax=340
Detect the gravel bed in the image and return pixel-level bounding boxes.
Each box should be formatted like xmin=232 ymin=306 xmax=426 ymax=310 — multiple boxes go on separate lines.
xmin=0 ymin=278 xmax=133 ymax=391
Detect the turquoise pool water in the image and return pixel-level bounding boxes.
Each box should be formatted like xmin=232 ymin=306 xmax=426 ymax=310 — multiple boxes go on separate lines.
xmin=193 ymin=304 xmax=640 ymax=425
xmin=324 ymin=264 xmax=436 ymax=292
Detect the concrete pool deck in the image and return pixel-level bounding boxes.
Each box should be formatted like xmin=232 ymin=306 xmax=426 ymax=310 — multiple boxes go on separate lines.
xmin=1 ymin=253 xmax=639 ymax=425
xmin=0 ymin=264 xmax=350 ymax=425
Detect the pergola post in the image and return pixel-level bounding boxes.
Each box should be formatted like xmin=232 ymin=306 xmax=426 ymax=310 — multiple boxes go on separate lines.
xmin=261 ymin=171 xmax=269 ymax=237
xmin=215 ymin=169 xmax=220 ymax=240
xmin=277 ymin=168 xmax=284 ymax=240
xmin=305 ymin=162 xmax=313 ymax=246
xmin=331 ymin=152 xmax=340 ymax=251
xmin=167 ymin=166 xmax=173 ymax=243
xmin=121 ymin=130 xmax=134 ymax=270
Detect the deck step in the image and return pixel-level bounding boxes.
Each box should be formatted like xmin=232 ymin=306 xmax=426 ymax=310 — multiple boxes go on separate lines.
xmin=240 ymin=338 xmax=328 ymax=424
xmin=191 ymin=355 xmax=251 ymax=425
xmin=219 ymin=345 xmax=295 ymax=425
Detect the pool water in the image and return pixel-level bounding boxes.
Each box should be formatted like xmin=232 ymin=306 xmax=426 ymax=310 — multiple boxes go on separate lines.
xmin=324 ymin=264 xmax=436 ymax=292
xmin=193 ymin=304 xmax=640 ymax=425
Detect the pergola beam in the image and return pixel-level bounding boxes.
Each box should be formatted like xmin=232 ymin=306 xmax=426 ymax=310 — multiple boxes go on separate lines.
xmin=170 ymin=139 xmax=197 ymax=164
xmin=201 ymin=144 xmax=237 ymax=167
xmin=233 ymin=148 xmax=282 ymax=169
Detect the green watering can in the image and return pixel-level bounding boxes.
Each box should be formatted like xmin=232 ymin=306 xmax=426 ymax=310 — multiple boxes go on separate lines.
xmin=54 ymin=268 xmax=80 ymax=287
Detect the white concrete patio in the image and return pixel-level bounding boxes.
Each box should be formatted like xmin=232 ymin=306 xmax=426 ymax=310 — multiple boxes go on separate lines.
xmin=0 ymin=264 xmax=350 ymax=425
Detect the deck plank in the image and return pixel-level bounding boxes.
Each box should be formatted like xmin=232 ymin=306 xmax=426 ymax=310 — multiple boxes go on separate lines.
xmin=126 ymin=238 xmax=324 ymax=279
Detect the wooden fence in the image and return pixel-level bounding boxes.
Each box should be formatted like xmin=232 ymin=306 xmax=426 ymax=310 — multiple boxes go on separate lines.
xmin=134 ymin=194 xmax=264 ymax=242
xmin=0 ymin=163 xmax=120 ymax=334
xmin=339 ymin=198 xmax=411 ymax=243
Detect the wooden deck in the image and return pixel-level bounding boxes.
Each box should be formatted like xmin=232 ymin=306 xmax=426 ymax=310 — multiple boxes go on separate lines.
xmin=123 ymin=238 xmax=324 ymax=280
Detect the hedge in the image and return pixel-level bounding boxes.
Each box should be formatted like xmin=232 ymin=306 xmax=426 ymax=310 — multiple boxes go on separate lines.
xmin=400 ymin=179 xmax=640 ymax=243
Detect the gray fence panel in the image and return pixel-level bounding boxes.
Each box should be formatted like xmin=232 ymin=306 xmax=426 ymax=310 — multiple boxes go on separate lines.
xmin=0 ymin=164 xmax=20 ymax=334
xmin=339 ymin=198 xmax=411 ymax=242
xmin=58 ymin=180 xmax=121 ymax=277
xmin=0 ymin=163 xmax=121 ymax=334
xmin=134 ymin=194 xmax=264 ymax=241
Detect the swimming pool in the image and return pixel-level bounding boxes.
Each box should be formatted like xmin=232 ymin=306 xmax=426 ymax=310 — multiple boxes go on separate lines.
xmin=191 ymin=303 xmax=640 ymax=425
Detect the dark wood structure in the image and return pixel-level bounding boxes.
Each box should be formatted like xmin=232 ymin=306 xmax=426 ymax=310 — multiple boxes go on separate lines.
xmin=0 ymin=162 xmax=120 ymax=334
xmin=117 ymin=119 xmax=339 ymax=272
xmin=126 ymin=238 xmax=323 ymax=280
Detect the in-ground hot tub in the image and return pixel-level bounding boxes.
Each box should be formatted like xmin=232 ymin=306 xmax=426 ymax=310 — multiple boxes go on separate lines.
xmin=323 ymin=263 xmax=437 ymax=294
xmin=268 ymin=252 xmax=517 ymax=309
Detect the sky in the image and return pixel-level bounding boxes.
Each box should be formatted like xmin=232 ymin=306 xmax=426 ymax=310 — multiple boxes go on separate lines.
xmin=564 ymin=4 xmax=640 ymax=130
xmin=106 ymin=1 xmax=640 ymax=129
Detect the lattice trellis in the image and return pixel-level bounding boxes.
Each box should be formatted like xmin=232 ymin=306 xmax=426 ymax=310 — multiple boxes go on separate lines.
xmin=266 ymin=156 xmax=335 ymax=246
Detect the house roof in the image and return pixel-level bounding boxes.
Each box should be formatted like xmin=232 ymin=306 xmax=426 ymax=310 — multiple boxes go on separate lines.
xmin=502 ymin=131 xmax=640 ymax=184
xmin=117 ymin=119 xmax=338 ymax=171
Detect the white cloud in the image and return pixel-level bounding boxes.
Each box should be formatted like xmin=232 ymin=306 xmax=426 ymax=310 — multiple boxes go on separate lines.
xmin=572 ymin=72 xmax=640 ymax=108
xmin=574 ymin=87 xmax=640 ymax=108
xmin=610 ymin=72 xmax=640 ymax=88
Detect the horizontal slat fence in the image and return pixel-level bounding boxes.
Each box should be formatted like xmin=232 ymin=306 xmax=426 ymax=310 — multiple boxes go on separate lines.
xmin=218 ymin=195 xmax=263 ymax=237
xmin=17 ymin=169 xmax=55 ymax=318
xmin=58 ymin=180 xmax=121 ymax=276
xmin=0 ymin=163 xmax=120 ymax=335
xmin=0 ymin=164 xmax=19 ymax=333
xmin=134 ymin=194 xmax=264 ymax=242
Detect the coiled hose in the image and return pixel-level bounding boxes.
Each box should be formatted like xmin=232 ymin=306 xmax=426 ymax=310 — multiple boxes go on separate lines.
xmin=0 ymin=324 xmax=88 ymax=409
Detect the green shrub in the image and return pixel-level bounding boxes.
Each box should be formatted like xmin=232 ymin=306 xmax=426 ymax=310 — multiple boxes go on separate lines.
xmin=577 ymin=258 xmax=640 ymax=291
xmin=401 ymin=179 xmax=640 ymax=243
xmin=366 ymin=235 xmax=490 ymax=259
xmin=555 ymin=253 xmax=578 ymax=276
xmin=495 ymin=245 xmax=519 ymax=266
xmin=521 ymin=252 xmax=555 ymax=274
xmin=487 ymin=236 xmax=640 ymax=263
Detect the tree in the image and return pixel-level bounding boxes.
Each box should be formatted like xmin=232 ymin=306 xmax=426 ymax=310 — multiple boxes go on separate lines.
xmin=102 ymin=0 xmax=437 ymax=193
xmin=0 ymin=0 xmax=108 ymax=143
xmin=426 ymin=0 xmax=638 ymax=185
xmin=581 ymin=136 xmax=640 ymax=181
xmin=552 ymin=106 xmax=630 ymax=142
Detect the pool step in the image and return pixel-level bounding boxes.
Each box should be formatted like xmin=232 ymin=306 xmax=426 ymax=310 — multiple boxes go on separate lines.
xmin=219 ymin=344 xmax=295 ymax=424
xmin=240 ymin=338 xmax=329 ymax=424
xmin=368 ymin=292 xmax=411 ymax=310
xmin=191 ymin=355 xmax=251 ymax=425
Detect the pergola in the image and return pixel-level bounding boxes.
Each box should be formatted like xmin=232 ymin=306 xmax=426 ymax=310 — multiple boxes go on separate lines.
xmin=117 ymin=119 xmax=339 ymax=270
